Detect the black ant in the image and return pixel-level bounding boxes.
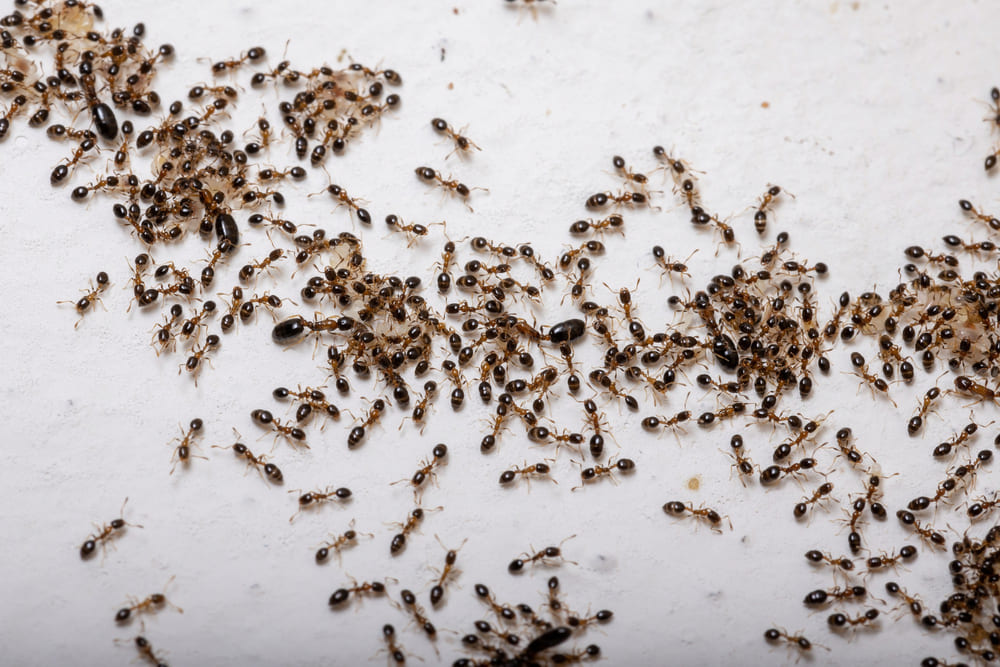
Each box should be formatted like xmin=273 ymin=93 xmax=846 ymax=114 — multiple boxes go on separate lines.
xmin=752 ymin=184 xmax=791 ymax=234
xmin=827 ymin=608 xmax=880 ymax=630
xmin=763 ymin=627 xmax=826 ymax=655
xmin=399 ymin=588 xmax=438 ymax=641
xmin=793 ymin=482 xmax=836 ymax=519
xmin=377 ymin=624 xmax=411 ymax=666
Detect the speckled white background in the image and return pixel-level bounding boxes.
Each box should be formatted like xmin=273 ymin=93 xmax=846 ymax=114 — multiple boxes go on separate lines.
xmin=1 ymin=1 xmax=999 ymax=665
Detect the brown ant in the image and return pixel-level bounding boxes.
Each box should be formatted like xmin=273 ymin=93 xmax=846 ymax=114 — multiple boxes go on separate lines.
xmin=58 ymin=271 xmax=109 ymax=327
xmin=115 ymin=576 xmax=183 ymax=622
xmin=389 ymin=506 xmax=442 ymax=555
xmin=385 ymin=214 xmax=443 ymax=247
xmin=952 ymin=375 xmax=1000 ymax=407
xmin=314 ymin=519 xmax=373 ymax=564
xmin=238 ymin=248 xmax=285 ymax=283
xmin=213 ymin=430 xmax=283 ymax=483
xmin=885 ymin=581 xmax=926 ymax=619
xmin=958 ymin=199 xmax=1000 ymax=232
xmin=827 ymin=608 xmax=880 ymax=630
xmin=169 ymin=418 xmax=208 ymax=474
xmin=207 ymin=46 xmax=267 ymax=74
xmin=895 ymin=510 xmax=947 ymax=549
xmin=115 ymin=635 xmax=168 ymax=667
xmin=908 ymin=386 xmax=942 ymax=435
xmin=504 ymin=0 xmax=557 ymax=21
xmin=802 ymin=585 xmax=870 ymax=606
xmin=499 ymin=460 xmax=557 ymax=487
xmin=311 ymin=182 xmax=372 ymax=224
xmin=569 ymin=214 xmax=625 ymax=238
xmin=80 ymin=497 xmax=142 ymax=560
xmin=763 ymin=627 xmax=826 ymax=655
xmin=179 ymin=334 xmax=220 ymax=385
xmin=966 ymin=490 xmax=1000 ymax=521
xmin=804 ymin=550 xmax=856 ymax=577
xmin=288 ymin=485 xmax=352 ymax=523
xmin=508 ymin=535 xmax=577 ymax=572
xmin=328 ymin=576 xmax=395 ymax=607
xmin=250 ymin=408 xmax=307 ymax=450
xmin=393 ymin=444 xmax=448 ymax=500
xmin=347 ymin=397 xmax=388 ymax=448
xmin=662 ymin=501 xmax=731 ymax=533
xmin=752 ymin=184 xmax=792 ymax=234
xmin=415 ymin=166 xmax=487 ymax=209
xmin=847 ymin=352 xmax=897 ymax=407
xmin=794 ymin=482 xmax=836 ymax=519
xmin=431 ymin=117 xmax=481 ymax=158
xmin=377 ymin=624 xmax=412 ymax=666
xmin=865 ymin=546 xmax=917 ymax=574
xmin=398 ymin=588 xmax=438 ymax=641
xmin=572 ymin=457 xmax=635 ymax=490
xmin=585 ymin=189 xmax=650 ymax=210
xmin=429 ymin=535 xmax=467 ymax=606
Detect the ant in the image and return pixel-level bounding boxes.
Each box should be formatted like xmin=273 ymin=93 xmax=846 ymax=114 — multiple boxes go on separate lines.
xmin=347 ymin=397 xmax=388 ymax=448
xmin=952 ymin=375 xmax=1000 ymax=407
xmin=213 ymin=430 xmax=283 ymax=483
xmin=311 ymin=182 xmax=372 ymax=224
xmin=377 ymin=624 xmax=411 ymax=666
xmin=885 ymin=581 xmax=925 ymax=619
xmin=314 ymin=520 xmax=373 ymax=564
xmin=833 ymin=427 xmax=871 ymax=470
xmin=847 ymin=352 xmax=897 ymax=407
xmin=763 ymin=627 xmax=825 ymax=655
xmin=958 ymin=199 xmax=1000 ymax=231
xmin=58 ymin=271 xmax=109 ymax=327
xmin=399 ymin=588 xmax=438 ymax=641
xmin=662 ymin=501 xmax=731 ymax=533
xmin=569 ymin=214 xmax=625 ymax=238
xmin=251 ymin=408 xmax=308 ymax=449
xmin=288 ymin=485 xmax=352 ymax=523
xmin=508 ymin=535 xmax=577 ymax=572
xmin=179 ymin=334 xmax=220 ymax=385
xmin=415 ymin=166 xmax=487 ymax=210
xmin=804 ymin=550 xmax=856 ymax=576
xmin=652 ymin=247 xmax=696 ymax=285
xmin=895 ymin=510 xmax=947 ymax=549
xmin=752 ymin=184 xmax=792 ymax=234
xmin=168 ymin=418 xmax=208 ymax=474
xmin=585 ymin=189 xmax=650 ymax=210
xmin=431 ymin=117 xmax=481 ymax=158
xmin=504 ymin=0 xmax=557 ymax=21
xmin=572 ymin=457 xmax=635 ymax=490
xmin=208 ymin=46 xmax=266 ymax=74
xmin=793 ymin=482 xmax=836 ymax=519
xmin=238 ymin=248 xmax=285 ymax=283
xmin=908 ymin=386 xmax=942 ymax=435
xmin=50 ymin=136 xmax=99 ymax=185
xmin=115 ymin=576 xmax=183 ymax=622
xmin=389 ymin=506 xmax=442 ymax=555
xmin=802 ymin=585 xmax=869 ymax=606
xmin=827 ymin=608 xmax=880 ymax=630
xmin=328 ymin=577 xmax=394 ymax=607
xmin=80 ymin=497 xmax=142 ymax=559
xmin=429 ymin=535 xmax=467 ymax=606
xmin=611 ymin=154 xmax=654 ymax=194
xmin=966 ymin=491 xmax=1000 ymax=521
xmin=118 ymin=635 xmax=168 ymax=667
xmin=865 ymin=546 xmax=917 ymax=573
xmin=403 ymin=381 xmax=438 ymax=433
xmin=499 ymin=461 xmax=556 ymax=487
xmin=385 ymin=214 xmax=443 ymax=247
xmin=393 ymin=444 xmax=448 ymax=501
xmin=758 ymin=457 xmax=820 ymax=486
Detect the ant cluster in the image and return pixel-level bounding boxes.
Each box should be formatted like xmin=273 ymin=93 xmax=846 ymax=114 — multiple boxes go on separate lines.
xmin=17 ymin=0 xmax=998 ymax=661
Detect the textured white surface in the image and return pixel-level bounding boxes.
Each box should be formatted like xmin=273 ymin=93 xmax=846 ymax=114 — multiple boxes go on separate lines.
xmin=2 ymin=1 xmax=1000 ymax=665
